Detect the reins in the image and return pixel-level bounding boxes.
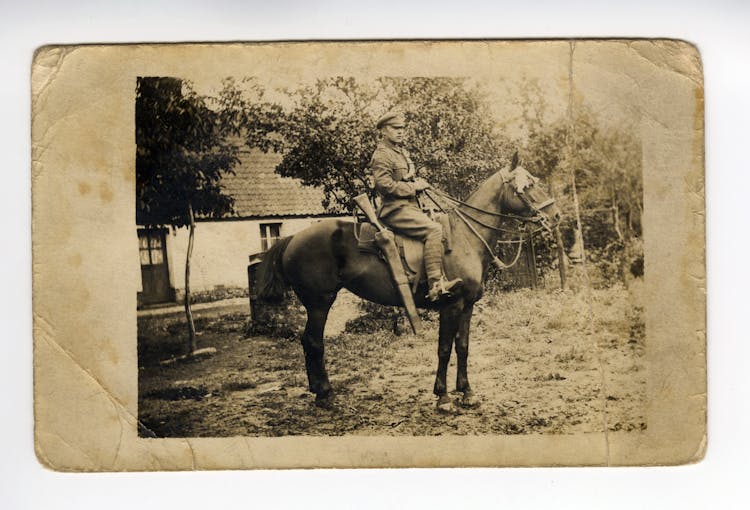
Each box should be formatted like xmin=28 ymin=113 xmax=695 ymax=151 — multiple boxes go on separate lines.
xmin=453 ymin=207 xmax=526 ymax=270
xmin=422 ymin=184 xmax=548 ymax=271
xmin=429 ymin=187 xmax=544 ymax=224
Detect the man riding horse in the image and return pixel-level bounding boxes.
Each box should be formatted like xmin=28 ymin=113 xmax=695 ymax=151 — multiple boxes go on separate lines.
xmin=257 ymin=117 xmax=561 ymax=408
xmin=369 ymin=110 xmax=463 ymax=301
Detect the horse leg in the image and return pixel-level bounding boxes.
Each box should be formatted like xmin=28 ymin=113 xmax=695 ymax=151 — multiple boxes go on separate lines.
xmin=434 ymin=305 xmax=461 ymax=412
xmin=455 ymin=303 xmax=479 ymax=408
xmin=299 ymin=292 xmax=336 ymax=408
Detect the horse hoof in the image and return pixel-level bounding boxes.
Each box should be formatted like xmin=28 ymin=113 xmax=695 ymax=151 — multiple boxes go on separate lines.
xmin=436 ymin=395 xmax=453 ymax=414
xmin=460 ymin=391 xmax=480 ymax=409
xmin=314 ymin=393 xmax=336 ymax=410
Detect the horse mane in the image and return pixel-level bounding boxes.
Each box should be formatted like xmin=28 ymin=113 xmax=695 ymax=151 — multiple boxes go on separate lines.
xmin=463 ymin=167 xmax=508 ymax=207
xmin=462 ymin=151 xmax=531 ymax=207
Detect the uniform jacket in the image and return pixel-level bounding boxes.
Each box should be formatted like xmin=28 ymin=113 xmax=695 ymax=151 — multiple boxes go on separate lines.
xmin=369 ymin=139 xmax=418 ymax=217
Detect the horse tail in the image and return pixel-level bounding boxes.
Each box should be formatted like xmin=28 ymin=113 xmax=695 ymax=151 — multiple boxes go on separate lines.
xmin=256 ymin=236 xmax=293 ymax=303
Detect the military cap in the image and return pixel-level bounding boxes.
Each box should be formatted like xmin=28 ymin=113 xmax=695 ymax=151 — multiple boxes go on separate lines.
xmin=376 ymin=110 xmax=406 ymax=129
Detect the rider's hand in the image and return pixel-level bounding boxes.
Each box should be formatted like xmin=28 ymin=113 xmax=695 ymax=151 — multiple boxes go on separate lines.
xmin=413 ymin=177 xmax=431 ymax=192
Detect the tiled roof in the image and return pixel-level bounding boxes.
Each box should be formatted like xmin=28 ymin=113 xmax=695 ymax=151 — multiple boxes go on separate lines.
xmin=219 ymin=150 xmax=328 ymax=218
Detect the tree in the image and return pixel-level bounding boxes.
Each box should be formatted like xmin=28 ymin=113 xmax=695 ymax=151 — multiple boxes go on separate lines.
xmin=260 ymin=77 xmax=513 ymax=211
xmin=514 ymin=78 xmax=643 ymax=286
xmin=272 ymin=77 xmax=380 ymax=211
xmin=212 ymin=77 xmax=284 ymax=153
xmin=384 ymin=77 xmax=514 ymax=199
xmin=136 ymin=77 xmax=240 ymax=355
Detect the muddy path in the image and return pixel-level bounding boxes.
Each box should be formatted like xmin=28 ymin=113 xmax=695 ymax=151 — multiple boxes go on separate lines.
xmin=138 ymin=285 xmax=645 ymax=437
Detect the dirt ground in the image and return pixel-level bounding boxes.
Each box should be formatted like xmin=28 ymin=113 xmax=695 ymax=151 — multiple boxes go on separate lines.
xmin=138 ymin=283 xmax=646 ymax=437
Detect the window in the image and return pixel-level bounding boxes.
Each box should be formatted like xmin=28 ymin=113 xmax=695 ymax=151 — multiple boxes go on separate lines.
xmin=260 ymin=223 xmax=282 ymax=252
xmin=138 ymin=229 xmax=165 ymax=266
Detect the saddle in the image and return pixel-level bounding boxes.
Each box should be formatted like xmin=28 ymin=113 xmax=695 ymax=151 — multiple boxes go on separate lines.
xmin=356 ymin=213 xmax=454 ymax=290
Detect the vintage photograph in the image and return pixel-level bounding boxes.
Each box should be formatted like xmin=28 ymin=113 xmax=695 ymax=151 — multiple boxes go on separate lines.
xmin=136 ymin=50 xmax=646 ymax=438
xmin=32 ymin=41 xmax=704 ymax=469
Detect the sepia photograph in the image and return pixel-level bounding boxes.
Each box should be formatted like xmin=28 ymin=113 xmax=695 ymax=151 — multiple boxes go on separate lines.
xmin=32 ymin=40 xmax=704 ymax=469
xmin=136 ymin=61 xmax=646 ymax=438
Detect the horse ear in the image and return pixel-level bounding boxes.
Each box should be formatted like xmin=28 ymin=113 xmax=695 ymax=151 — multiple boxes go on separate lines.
xmin=510 ymin=151 xmax=519 ymax=170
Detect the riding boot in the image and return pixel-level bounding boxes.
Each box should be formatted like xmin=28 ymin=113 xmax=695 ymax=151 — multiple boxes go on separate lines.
xmin=424 ymin=231 xmax=462 ymax=301
xmin=428 ymin=276 xmax=463 ymax=301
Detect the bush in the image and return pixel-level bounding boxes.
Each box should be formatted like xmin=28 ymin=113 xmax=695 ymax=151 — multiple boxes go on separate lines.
xmin=344 ymin=300 xmax=436 ymax=334
xmin=190 ymin=286 xmax=249 ymax=304
xmin=246 ymin=293 xmax=306 ymax=340
xmin=345 ymin=301 xmax=403 ymax=334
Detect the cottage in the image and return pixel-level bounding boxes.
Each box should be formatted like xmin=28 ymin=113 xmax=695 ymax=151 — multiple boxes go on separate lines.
xmin=137 ymin=150 xmax=344 ymax=307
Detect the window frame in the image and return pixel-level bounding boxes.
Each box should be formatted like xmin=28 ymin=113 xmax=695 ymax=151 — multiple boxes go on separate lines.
xmin=138 ymin=228 xmax=166 ymax=267
xmin=259 ymin=222 xmax=282 ymax=252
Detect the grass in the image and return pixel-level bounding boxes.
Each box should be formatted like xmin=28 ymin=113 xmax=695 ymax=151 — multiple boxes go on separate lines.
xmin=137 ymin=280 xmax=646 ymax=436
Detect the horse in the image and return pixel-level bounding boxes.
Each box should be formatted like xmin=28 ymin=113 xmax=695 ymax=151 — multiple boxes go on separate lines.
xmin=255 ymin=160 xmax=561 ymax=411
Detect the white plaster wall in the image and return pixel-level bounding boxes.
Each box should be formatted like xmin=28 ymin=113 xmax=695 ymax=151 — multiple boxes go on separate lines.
xmin=163 ymin=216 xmax=339 ymax=293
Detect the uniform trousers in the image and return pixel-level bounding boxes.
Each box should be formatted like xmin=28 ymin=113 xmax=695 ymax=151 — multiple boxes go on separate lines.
xmin=379 ymin=203 xmax=444 ymax=283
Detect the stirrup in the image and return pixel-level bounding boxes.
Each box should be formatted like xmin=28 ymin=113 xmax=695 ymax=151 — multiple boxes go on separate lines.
xmin=428 ymin=276 xmax=463 ymax=301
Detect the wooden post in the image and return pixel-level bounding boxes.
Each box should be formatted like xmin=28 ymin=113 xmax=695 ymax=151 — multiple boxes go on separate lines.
xmin=547 ymin=183 xmax=566 ymax=290
xmin=527 ymin=232 xmax=538 ymax=289
xmin=554 ymin=226 xmax=567 ymax=290
xmin=565 ymin=42 xmax=589 ymax=288
xmin=185 ymin=202 xmax=197 ymax=354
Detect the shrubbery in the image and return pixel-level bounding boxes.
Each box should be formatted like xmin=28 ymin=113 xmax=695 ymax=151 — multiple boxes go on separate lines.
xmin=344 ymin=300 xmax=436 ymax=335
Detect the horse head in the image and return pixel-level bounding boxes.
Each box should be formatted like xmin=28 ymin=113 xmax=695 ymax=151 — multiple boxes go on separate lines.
xmin=497 ymin=158 xmax=562 ymax=232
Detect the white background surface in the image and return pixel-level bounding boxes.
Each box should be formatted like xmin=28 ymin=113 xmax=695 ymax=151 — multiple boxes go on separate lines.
xmin=3 ymin=1 xmax=748 ymax=508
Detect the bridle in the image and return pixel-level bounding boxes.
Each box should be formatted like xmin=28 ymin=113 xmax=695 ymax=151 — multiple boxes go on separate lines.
xmin=422 ymin=168 xmax=556 ymax=270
